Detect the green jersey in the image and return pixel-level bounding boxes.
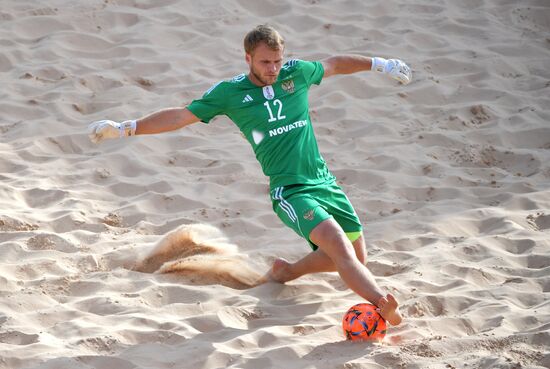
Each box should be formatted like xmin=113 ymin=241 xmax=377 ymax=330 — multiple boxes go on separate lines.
xmin=187 ymin=59 xmax=335 ymax=190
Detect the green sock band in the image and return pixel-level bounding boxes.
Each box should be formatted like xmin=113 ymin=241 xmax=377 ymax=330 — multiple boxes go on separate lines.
xmin=345 ymin=231 xmax=362 ymax=243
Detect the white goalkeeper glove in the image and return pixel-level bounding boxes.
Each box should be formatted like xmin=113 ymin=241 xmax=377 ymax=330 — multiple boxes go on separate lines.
xmin=88 ymin=119 xmax=137 ymax=144
xmin=371 ymin=57 xmax=412 ymax=85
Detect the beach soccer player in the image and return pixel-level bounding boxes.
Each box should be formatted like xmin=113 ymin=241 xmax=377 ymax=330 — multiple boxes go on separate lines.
xmin=88 ymin=24 xmax=412 ymax=326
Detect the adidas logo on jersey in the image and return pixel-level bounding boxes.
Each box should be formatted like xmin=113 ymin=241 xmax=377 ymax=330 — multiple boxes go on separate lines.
xmin=242 ymin=94 xmax=253 ymax=103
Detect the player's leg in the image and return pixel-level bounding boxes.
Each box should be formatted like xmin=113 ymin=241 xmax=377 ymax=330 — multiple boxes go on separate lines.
xmin=309 ymin=218 xmax=402 ymax=326
xmin=351 ymin=233 xmax=367 ymax=265
xmin=269 ymin=248 xmax=333 ymax=283
xmin=269 ymin=232 xmax=366 ymax=282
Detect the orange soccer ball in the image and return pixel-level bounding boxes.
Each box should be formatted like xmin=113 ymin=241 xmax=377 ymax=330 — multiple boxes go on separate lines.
xmin=342 ymin=303 xmax=387 ymax=341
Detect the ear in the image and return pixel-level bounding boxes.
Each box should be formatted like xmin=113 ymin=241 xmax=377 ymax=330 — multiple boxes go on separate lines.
xmin=245 ymin=53 xmax=251 ymax=66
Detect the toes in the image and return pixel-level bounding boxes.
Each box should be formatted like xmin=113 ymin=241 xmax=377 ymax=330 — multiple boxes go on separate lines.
xmin=386 ymin=293 xmax=398 ymax=305
xmin=377 ymin=296 xmax=388 ymax=308
xmin=270 ymin=258 xmax=292 ymax=283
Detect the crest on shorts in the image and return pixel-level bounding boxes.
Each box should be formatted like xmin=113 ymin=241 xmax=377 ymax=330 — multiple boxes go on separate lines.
xmin=281 ymin=79 xmax=295 ymax=94
xmin=303 ymin=209 xmax=315 ymax=221
xmin=263 ymin=85 xmax=275 ymax=100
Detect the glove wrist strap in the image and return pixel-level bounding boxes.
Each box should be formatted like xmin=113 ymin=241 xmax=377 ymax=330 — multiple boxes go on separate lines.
xmin=120 ymin=120 xmax=137 ymax=137
xmin=371 ymin=57 xmax=387 ymax=73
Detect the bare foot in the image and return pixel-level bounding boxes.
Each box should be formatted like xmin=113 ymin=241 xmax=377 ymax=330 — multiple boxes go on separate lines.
xmin=377 ymin=293 xmax=403 ymax=326
xmin=266 ymin=258 xmax=294 ymax=283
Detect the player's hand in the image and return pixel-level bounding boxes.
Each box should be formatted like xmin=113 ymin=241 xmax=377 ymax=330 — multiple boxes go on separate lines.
xmin=384 ymin=59 xmax=412 ymax=85
xmin=88 ymin=119 xmax=136 ymax=144
xmin=371 ymin=57 xmax=412 ymax=85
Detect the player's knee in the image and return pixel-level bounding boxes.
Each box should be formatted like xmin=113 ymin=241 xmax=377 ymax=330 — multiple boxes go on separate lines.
xmin=352 ymin=235 xmax=368 ymax=265
xmin=352 ymin=248 xmax=367 ymax=266
xmin=355 ymin=249 xmax=367 ymax=265
xmin=310 ymin=221 xmax=356 ymax=260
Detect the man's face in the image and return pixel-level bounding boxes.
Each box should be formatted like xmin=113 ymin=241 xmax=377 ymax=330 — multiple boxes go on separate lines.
xmin=246 ymin=42 xmax=284 ymax=86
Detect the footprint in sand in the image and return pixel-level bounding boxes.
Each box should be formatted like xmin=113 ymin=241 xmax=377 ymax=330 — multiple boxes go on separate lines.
xmin=0 ymin=331 xmax=39 ymax=345
xmin=526 ymin=213 xmax=550 ymax=231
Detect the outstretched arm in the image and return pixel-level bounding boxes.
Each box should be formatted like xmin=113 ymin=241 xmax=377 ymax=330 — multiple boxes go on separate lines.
xmin=88 ymin=107 xmax=200 ymax=144
xmin=322 ymin=55 xmax=412 ymax=84
xmin=322 ymin=55 xmax=373 ymax=77
xmin=135 ymin=107 xmax=200 ymax=135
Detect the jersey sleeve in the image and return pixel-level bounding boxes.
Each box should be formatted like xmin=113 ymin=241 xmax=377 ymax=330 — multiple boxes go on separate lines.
xmin=187 ymin=81 xmax=226 ymax=124
xmin=296 ymin=60 xmax=325 ymax=87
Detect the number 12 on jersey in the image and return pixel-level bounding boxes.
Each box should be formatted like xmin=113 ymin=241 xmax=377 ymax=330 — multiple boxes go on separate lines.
xmin=264 ymin=99 xmax=286 ymax=123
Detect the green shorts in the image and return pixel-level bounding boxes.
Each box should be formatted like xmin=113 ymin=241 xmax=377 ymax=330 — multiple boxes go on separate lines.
xmin=271 ymin=180 xmax=363 ymax=250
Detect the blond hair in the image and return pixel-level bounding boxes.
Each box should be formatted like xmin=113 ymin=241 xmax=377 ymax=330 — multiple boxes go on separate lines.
xmin=243 ymin=24 xmax=285 ymax=54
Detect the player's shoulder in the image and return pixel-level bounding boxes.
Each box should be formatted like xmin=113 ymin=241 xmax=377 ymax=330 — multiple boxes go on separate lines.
xmin=229 ymin=73 xmax=247 ymax=84
xmin=203 ymin=73 xmax=248 ymax=97
xmin=281 ymin=59 xmax=321 ymax=78
xmin=282 ymin=59 xmax=306 ymax=72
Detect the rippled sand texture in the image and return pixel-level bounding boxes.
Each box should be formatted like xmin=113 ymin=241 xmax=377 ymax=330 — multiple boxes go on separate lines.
xmin=1 ymin=0 xmax=549 ymax=368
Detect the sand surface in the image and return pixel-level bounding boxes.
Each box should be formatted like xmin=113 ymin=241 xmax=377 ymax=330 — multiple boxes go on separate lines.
xmin=1 ymin=0 xmax=549 ymax=368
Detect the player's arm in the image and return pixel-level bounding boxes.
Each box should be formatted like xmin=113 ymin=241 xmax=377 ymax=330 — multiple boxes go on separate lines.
xmin=88 ymin=107 xmax=200 ymax=144
xmin=322 ymin=55 xmax=412 ymax=84
xmin=135 ymin=107 xmax=200 ymax=135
